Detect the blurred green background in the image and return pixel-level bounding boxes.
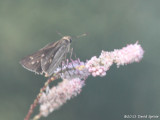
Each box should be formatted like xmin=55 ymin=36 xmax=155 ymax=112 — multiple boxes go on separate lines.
xmin=0 ymin=0 xmax=160 ymax=120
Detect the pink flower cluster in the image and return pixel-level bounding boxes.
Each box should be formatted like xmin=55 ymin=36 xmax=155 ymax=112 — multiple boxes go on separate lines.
xmin=86 ymin=42 xmax=144 ymax=77
xmin=39 ymin=78 xmax=85 ymax=117
xmin=37 ymin=42 xmax=144 ymax=119
xmin=113 ymin=42 xmax=144 ymax=66
xmin=59 ymin=59 xmax=90 ymax=80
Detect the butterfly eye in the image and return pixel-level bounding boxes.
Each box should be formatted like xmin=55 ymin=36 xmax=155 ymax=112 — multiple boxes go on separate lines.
xmin=69 ymin=39 xmax=72 ymax=43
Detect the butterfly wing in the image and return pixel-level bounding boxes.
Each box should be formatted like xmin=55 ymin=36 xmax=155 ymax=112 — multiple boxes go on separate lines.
xmin=19 ymin=40 xmax=60 ymax=74
xmin=41 ymin=39 xmax=70 ymax=76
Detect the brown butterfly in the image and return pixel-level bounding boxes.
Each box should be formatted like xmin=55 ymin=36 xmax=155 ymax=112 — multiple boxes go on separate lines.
xmin=20 ymin=36 xmax=72 ymax=77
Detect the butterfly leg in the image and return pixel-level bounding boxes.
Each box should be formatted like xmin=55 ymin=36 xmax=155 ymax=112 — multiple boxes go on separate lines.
xmin=69 ymin=48 xmax=77 ymax=71
xmin=63 ymin=54 xmax=72 ymax=77
xmin=70 ymin=48 xmax=73 ymax=60
xmin=60 ymin=61 xmax=63 ymax=76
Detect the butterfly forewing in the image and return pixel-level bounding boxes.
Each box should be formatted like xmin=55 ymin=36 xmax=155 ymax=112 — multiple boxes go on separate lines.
xmin=41 ymin=42 xmax=70 ymax=76
xmin=20 ymin=36 xmax=71 ymax=76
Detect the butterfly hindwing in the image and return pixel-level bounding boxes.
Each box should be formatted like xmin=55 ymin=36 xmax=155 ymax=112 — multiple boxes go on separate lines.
xmin=40 ymin=45 xmax=60 ymax=72
xmin=41 ymin=43 xmax=70 ymax=76
xmin=19 ymin=51 xmax=43 ymax=74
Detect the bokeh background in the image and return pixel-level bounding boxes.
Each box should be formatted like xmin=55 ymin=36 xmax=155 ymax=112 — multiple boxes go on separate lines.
xmin=0 ymin=0 xmax=160 ymax=120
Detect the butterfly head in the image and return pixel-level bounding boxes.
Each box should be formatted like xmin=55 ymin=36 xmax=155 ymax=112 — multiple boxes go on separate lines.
xmin=62 ymin=36 xmax=72 ymax=43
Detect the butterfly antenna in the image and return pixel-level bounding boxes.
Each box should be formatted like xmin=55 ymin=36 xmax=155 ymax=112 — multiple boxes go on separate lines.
xmin=76 ymin=33 xmax=87 ymax=39
xmin=56 ymin=31 xmax=63 ymax=37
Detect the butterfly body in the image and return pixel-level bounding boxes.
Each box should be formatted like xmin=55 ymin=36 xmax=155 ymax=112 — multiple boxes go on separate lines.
xmin=20 ymin=36 xmax=71 ymax=77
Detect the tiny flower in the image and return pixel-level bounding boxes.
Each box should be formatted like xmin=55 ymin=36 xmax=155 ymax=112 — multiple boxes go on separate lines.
xmin=96 ymin=71 xmax=100 ymax=76
xmin=92 ymin=72 xmax=97 ymax=77
xmin=100 ymin=72 xmax=106 ymax=77
xmin=98 ymin=69 xmax=103 ymax=73
xmin=88 ymin=68 xmax=93 ymax=72
xmin=92 ymin=67 xmax=96 ymax=72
